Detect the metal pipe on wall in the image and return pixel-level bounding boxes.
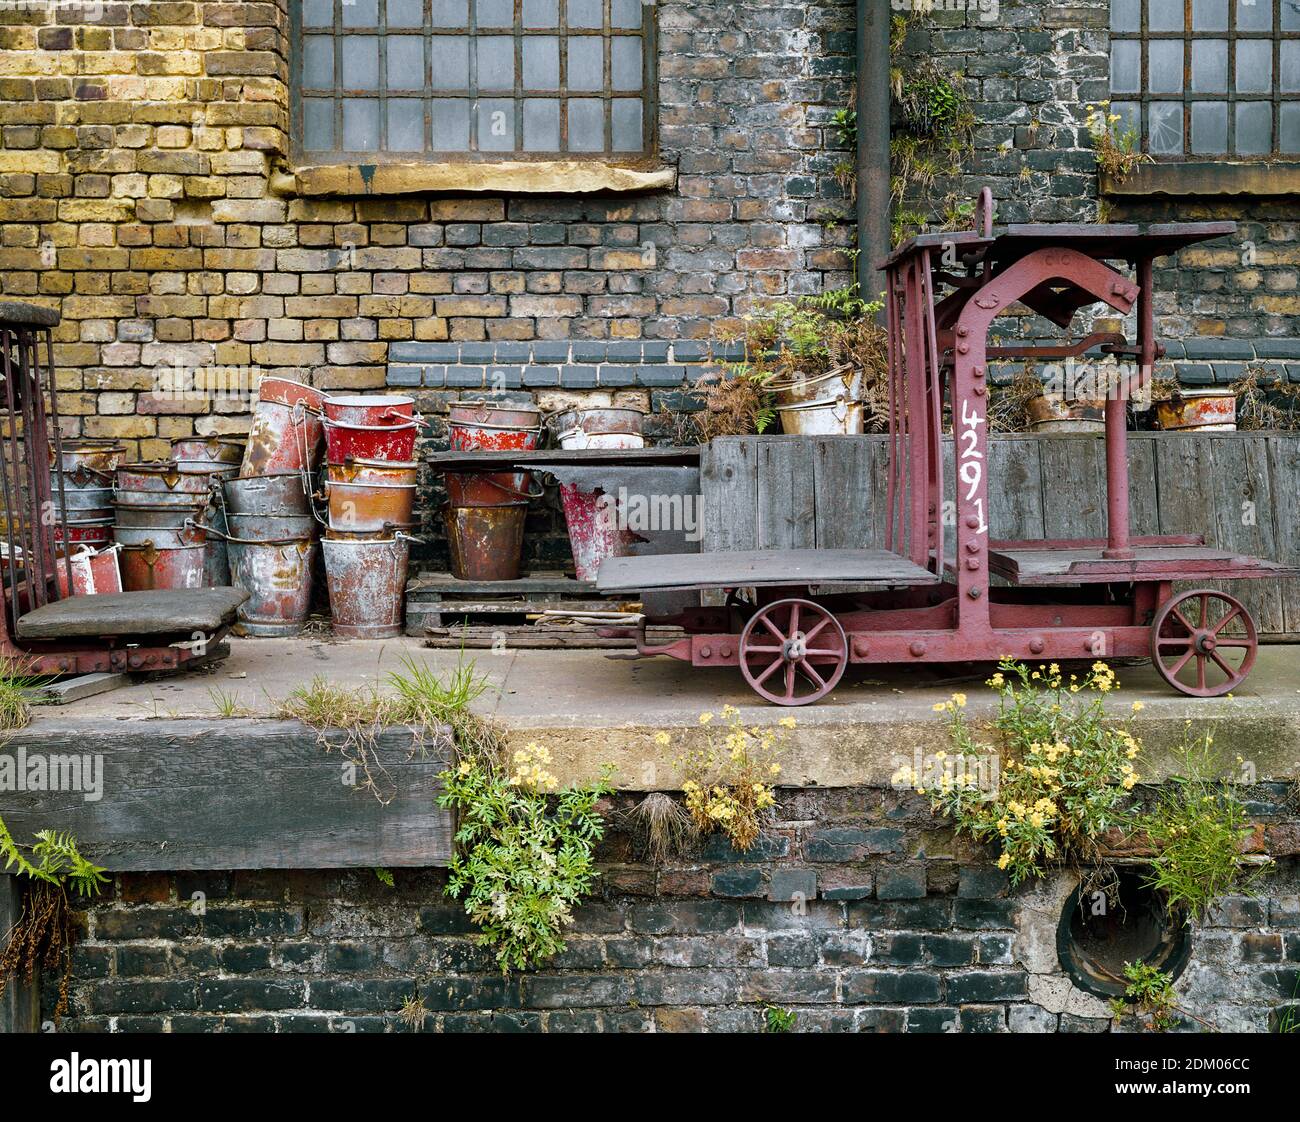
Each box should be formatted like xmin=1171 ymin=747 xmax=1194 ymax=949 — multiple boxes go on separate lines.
xmin=857 ymin=0 xmax=892 ymax=303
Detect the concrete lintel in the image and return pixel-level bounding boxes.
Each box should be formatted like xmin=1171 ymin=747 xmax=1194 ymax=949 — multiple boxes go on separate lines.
xmin=293 ymin=160 xmax=677 ymax=197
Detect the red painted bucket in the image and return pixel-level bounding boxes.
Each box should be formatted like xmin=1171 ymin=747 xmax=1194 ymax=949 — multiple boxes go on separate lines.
xmin=448 ymin=402 xmax=542 ymax=452
xmin=53 ymin=517 xmax=113 ymax=546
xmin=559 ymin=482 xmax=638 ymax=582
xmin=322 ymin=532 xmax=411 ymax=639
xmin=241 ymin=377 xmax=325 ymax=477
xmin=443 ymin=470 xmax=539 ymax=507
xmin=443 ymin=502 xmax=527 ymax=581
xmin=116 ymin=463 xmax=214 ymax=495
xmin=325 ymin=458 xmax=418 ymax=486
xmin=324 ymin=419 xmax=419 ymax=465
xmin=323 ymin=394 xmax=415 ymax=427
xmin=54 ymin=544 xmax=123 ymax=598
xmin=119 ymin=539 xmax=206 ymax=592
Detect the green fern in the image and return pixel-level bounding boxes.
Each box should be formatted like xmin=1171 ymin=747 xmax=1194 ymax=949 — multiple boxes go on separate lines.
xmin=0 ymin=816 xmax=106 ymax=898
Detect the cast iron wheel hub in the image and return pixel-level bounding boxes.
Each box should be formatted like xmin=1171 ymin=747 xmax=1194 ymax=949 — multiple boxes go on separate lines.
xmin=1150 ymin=588 xmax=1257 ymax=698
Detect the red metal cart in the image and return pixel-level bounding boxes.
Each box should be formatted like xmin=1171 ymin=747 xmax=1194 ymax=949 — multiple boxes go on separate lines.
xmin=596 ymin=191 xmax=1295 ymax=704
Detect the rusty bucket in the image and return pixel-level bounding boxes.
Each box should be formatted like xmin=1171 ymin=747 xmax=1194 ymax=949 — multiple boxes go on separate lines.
xmin=54 ymin=440 xmax=126 ymax=476
xmin=241 ymin=377 xmax=325 ymax=477
xmin=54 ymin=543 xmax=123 ymax=598
xmin=1155 ymin=388 xmax=1237 ymax=432
xmin=324 ymin=479 xmax=416 ymax=533
xmin=321 ymin=532 xmax=411 ymax=639
xmin=553 ymin=406 xmax=646 ymax=450
xmin=323 ymin=419 xmax=419 ymax=465
xmin=448 ymin=402 xmax=542 ymax=452
xmin=171 ymin=436 xmax=245 ymax=467
xmin=210 ymin=520 xmax=318 ymax=637
xmin=443 ymin=470 xmax=538 ymax=507
xmin=325 ymin=458 xmax=418 ymax=486
xmin=116 ymin=462 xmax=215 ymax=495
xmin=118 ymin=530 xmax=207 ymax=592
xmin=443 ymin=501 xmax=527 ymax=581
xmin=322 ymin=394 xmax=416 ymax=427
xmin=223 ymin=472 xmax=313 ymax=518
xmin=559 ymin=482 xmax=638 ymax=582
xmin=53 ymin=517 xmax=114 ymax=547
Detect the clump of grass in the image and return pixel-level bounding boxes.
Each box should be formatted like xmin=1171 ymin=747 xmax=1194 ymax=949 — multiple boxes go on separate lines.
xmin=278 ymin=655 xmax=502 ymax=801
xmin=207 ymin=687 xmax=248 ymax=718
xmin=397 ymin=992 xmax=428 ymax=1031
xmin=764 ymin=1005 xmax=798 ymax=1033
xmin=0 ymin=656 xmax=41 ymax=737
xmin=627 ymin=792 xmax=695 ymax=864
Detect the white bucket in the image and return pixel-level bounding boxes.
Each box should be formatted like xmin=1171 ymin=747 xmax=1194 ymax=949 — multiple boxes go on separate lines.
xmin=775 ymin=395 xmax=863 ymax=436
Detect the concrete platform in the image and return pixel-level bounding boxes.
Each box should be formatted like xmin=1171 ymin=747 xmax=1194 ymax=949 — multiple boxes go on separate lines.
xmin=32 ymin=637 xmax=1300 ymax=790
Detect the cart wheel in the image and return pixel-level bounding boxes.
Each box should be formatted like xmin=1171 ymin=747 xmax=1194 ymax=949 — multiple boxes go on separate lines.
xmin=1150 ymin=588 xmax=1257 ymax=698
xmin=738 ymin=597 xmax=847 ymax=706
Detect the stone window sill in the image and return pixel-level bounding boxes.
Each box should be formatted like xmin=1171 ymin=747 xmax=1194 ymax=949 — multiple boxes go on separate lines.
xmin=285 ymin=159 xmax=676 ymax=197
xmin=1101 ymin=161 xmax=1300 ymax=198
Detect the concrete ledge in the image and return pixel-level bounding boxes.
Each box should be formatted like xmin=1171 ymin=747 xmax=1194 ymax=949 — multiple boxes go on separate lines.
xmin=294 ymin=159 xmax=676 ymax=197
xmin=1102 ymin=161 xmax=1300 ymax=198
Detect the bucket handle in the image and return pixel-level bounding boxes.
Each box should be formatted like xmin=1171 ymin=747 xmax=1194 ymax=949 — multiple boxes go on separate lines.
xmin=188 ymin=519 xmax=314 ymax=548
xmin=450 ymin=473 xmax=544 ymax=502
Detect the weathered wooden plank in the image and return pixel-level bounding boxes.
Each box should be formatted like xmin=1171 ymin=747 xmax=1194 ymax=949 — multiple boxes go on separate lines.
xmin=811 ymin=437 xmax=874 ymax=548
xmin=756 ymin=438 xmax=817 ymax=550
xmin=1267 ymin=434 xmax=1300 ymax=635
xmin=0 ymin=875 xmax=39 ymax=1033
xmin=988 ymin=435 xmax=1045 ymax=541
xmin=1207 ymin=434 xmax=1284 ymax=634
xmin=598 ymin=548 xmax=941 ymax=592
xmin=701 ymin=438 xmax=758 ymax=552
xmin=0 ymin=720 xmax=455 ymax=872
xmin=1040 ymin=435 xmax=1106 ymax=540
xmin=1127 ymin=434 xmax=1161 ymax=538
xmin=1155 ymin=433 xmax=1214 ymax=540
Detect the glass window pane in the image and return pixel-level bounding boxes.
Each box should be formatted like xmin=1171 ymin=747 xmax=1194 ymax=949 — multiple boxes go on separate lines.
xmin=477 ymin=36 xmax=515 ymax=91
xmin=1149 ymin=40 xmax=1183 ymax=93
xmin=343 ymin=98 xmax=380 ymax=150
xmin=1148 ymin=102 xmax=1184 ymax=154
xmin=611 ymin=35 xmax=641 ymax=89
xmin=1236 ymin=40 xmax=1272 ymax=92
xmin=1111 ymin=101 xmax=1140 ymax=136
xmin=342 ymin=0 xmax=378 ymax=26
xmin=431 ymin=98 xmax=470 ymax=150
xmin=430 ymin=36 xmax=469 ymax=89
xmin=387 ymin=0 xmax=425 ymax=27
xmin=611 ymin=0 xmax=641 ymax=28
xmin=567 ymin=36 xmax=604 ymax=90
xmin=477 ymin=0 xmax=514 ymax=27
xmin=477 ymin=98 xmax=517 ymax=150
xmin=303 ymin=98 xmax=335 ymax=150
xmin=341 ymin=36 xmax=380 ymax=90
xmin=1286 ymin=0 xmax=1300 ymax=28
xmin=1110 ymin=40 xmax=1141 ymax=94
xmin=1111 ymin=0 xmax=1139 ymax=31
xmin=1281 ymin=103 xmax=1300 ymax=152
xmin=611 ymin=97 xmax=642 ymax=151
xmin=1235 ymin=0 xmax=1273 ymax=31
xmin=1149 ymin=0 xmax=1183 ymax=30
xmin=1235 ymin=100 xmax=1272 ymax=154
xmin=523 ymin=0 xmax=559 ymax=26
xmin=1190 ymin=101 xmax=1228 ymax=153
xmin=387 ymin=36 xmax=424 ymax=90
xmin=431 ymin=0 xmax=468 ymax=26
xmin=1190 ymin=39 xmax=1227 ymax=92
xmin=1192 ymin=0 xmax=1228 ymax=30
xmin=388 ymin=99 xmax=425 ymax=151
xmin=566 ymin=0 xmax=603 ymax=28
xmin=303 ymin=35 xmax=334 ymax=88
xmin=1283 ymin=41 xmax=1300 ymax=93
xmin=303 ymin=0 xmax=334 ymax=29
xmin=567 ymin=97 xmax=604 ymax=151
xmin=523 ymin=97 xmax=560 ymax=150
xmin=523 ymin=36 xmax=559 ymax=88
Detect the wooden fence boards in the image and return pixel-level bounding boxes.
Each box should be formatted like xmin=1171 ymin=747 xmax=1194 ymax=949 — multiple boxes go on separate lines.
xmin=702 ymin=433 xmax=1300 ymax=639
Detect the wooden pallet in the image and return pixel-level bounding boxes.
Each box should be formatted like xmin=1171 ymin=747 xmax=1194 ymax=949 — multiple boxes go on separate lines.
xmin=405 ymin=570 xmax=639 ymax=638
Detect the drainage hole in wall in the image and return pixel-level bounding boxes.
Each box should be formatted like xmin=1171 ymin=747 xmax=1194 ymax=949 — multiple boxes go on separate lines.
xmin=1056 ymin=868 xmax=1191 ymax=999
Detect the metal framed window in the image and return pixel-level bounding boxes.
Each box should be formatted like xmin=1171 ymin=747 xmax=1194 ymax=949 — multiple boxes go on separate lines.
xmin=291 ymin=0 xmax=657 ymax=163
xmin=1109 ymin=0 xmax=1300 ymax=158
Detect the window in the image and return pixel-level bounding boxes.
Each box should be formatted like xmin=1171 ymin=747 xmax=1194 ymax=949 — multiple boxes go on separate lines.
xmin=293 ymin=0 xmax=656 ymax=163
xmin=1109 ymin=0 xmax=1300 ymax=158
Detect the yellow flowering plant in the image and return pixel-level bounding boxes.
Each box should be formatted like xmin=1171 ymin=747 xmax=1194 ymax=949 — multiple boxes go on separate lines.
xmin=678 ymin=706 xmax=792 ymax=852
xmin=897 ymin=659 xmax=1142 ymax=884
xmin=437 ymin=743 xmax=613 ymax=972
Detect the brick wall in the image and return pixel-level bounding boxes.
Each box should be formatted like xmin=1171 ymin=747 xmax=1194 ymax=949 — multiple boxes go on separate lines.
xmin=49 ymin=784 xmax=1300 ymax=1032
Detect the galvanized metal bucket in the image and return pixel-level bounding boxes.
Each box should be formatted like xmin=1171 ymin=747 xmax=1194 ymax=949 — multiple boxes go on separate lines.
xmin=115 ymin=523 xmax=206 ymax=549
xmin=322 ymin=394 xmax=415 ymax=427
xmin=1155 ymin=388 xmax=1237 ymax=432
xmin=114 ymin=501 xmax=207 ymax=529
xmin=768 ymin=364 xmax=864 ymax=409
xmin=59 ymin=485 xmax=115 ymax=512
xmin=321 ymin=532 xmax=412 ymax=639
xmin=116 ymin=462 xmax=215 ymax=494
xmin=119 ymin=537 xmax=206 ymax=592
xmin=558 ymin=482 xmax=638 ymax=582
xmin=226 ymin=512 xmax=317 ymax=541
xmin=448 ymin=402 xmax=542 ymax=452
xmin=443 ymin=470 xmax=539 ymax=507
xmin=241 ymin=377 xmax=325 ymax=477
xmin=553 ymin=406 xmax=646 ymax=450
xmin=1027 ymin=394 xmax=1106 ymax=433
xmin=54 ymin=440 xmax=125 ymax=476
xmin=205 ymin=518 xmax=318 ymax=637
xmin=324 ymin=478 xmax=416 ymax=533
xmin=223 ymin=472 xmax=313 ymax=518
xmin=323 ymin=418 xmax=419 ymax=465
xmin=443 ymin=501 xmax=527 ymax=581
xmin=774 ymin=395 xmax=863 ymax=436
xmin=170 ymin=436 xmax=245 ymax=466
xmin=55 ymin=465 xmax=114 ymax=492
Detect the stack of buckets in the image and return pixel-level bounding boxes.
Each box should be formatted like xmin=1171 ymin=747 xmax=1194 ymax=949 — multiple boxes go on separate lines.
xmin=52 ymin=439 xmax=123 ymax=596
xmin=218 ymin=377 xmax=324 ymax=637
xmin=319 ymin=396 xmax=420 ymax=638
xmin=551 ymin=406 xmax=645 ymax=581
xmin=444 ymin=402 xmax=543 ymax=581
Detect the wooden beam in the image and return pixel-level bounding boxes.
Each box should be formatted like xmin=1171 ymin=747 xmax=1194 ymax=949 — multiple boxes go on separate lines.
xmin=0 ymin=875 xmax=39 ymax=1033
xmin=0 ymin=719 xmax=455 ymax=871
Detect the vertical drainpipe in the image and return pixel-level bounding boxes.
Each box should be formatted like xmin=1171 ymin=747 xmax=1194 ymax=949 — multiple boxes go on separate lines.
xmin=857 ymin=0 xmax=892 ymax=303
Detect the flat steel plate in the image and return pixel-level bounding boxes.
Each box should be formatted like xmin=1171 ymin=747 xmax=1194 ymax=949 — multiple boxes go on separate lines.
xmin=597 ymin=548 xmax=941 ymax=593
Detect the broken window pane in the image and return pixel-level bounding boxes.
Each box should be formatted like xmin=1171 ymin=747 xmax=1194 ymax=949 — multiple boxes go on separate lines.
xmin=1147 ymin=101 xmax=1184 ymax=154
xmin=567 ymin=97 xmax=604 ymax=150
xmin=388 ymin=99 xmax=426 ymax=151
xmin=523 ymin=97 xmax=561 ymax=150
xmin=343 ymin=98 xmax=381 ymax=149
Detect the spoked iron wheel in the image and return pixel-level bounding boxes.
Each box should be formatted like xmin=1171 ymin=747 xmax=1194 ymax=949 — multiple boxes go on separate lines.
xmin=1150 ymin=588 xmax=1258 ymax=698
xmin=738 ymin=597 xmax=848 ymax=706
